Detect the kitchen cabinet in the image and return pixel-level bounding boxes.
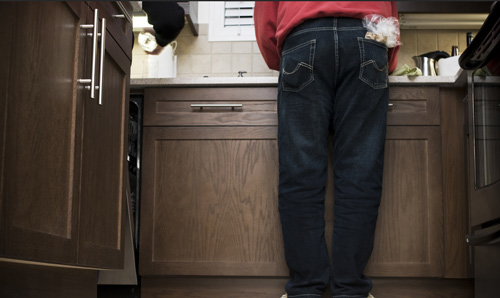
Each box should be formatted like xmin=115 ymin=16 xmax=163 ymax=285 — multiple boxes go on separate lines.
xmin=365 ymin=87 xmax=444 ymax=277
xmin=365 ymin=86 xmax=469 ymax=279
xmin=397 ymin=1 xmax=492 ymax=13
xmin=0 ymin=1 xmax=131 ymax=269
xmin=140 ymin=87 xmax=286 ymax=276
xmin=139 ymin=83 xmax=469 ymax=296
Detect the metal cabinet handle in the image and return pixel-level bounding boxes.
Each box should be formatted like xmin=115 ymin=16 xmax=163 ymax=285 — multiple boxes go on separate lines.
xmin=78 ymin=9 xmax=99 ymax=99
xmin=191 ymin=104 xmax=243 ymax=110
xmin=78 ymin=9 xmax=106 ymax=105
xmin=388 ymin=103 xmax=394 ymax=108
xmin=115 ymin=2 xmax=132 ymax=23
xmin=98 ymin=18 xmax=106 ymax=105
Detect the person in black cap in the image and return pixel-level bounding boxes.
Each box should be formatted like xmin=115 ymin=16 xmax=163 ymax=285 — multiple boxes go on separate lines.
xmin=140 ymin=1 xmax=185 ymax=54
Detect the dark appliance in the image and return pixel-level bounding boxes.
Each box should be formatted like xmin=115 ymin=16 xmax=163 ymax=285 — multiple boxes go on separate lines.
xmin=128 ymin=95 xmax=144 ymax=252
xmin=459 ymin=2 xmax=500 ymax=298
xmin=97 ymin=96 xmax=143 ymax=297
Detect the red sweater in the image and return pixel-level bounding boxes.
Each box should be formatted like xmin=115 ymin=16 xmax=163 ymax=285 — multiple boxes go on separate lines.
xmin=254 ymin=1 xmax=400 ymax=73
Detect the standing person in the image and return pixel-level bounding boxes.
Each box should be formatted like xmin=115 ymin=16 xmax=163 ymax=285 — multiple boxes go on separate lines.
xmin=254 ymin=2 xmax=400 ymax=298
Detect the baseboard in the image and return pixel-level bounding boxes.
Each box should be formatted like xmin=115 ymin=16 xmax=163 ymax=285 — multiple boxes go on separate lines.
xmin=141 ymin=276 xmax=474 ymax=298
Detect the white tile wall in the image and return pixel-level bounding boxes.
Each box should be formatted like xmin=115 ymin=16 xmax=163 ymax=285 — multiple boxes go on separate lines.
xmin=131 ymin=23 xmax=278 ymax=78
xmin=131 ymin=24 xmax=477 ymax=79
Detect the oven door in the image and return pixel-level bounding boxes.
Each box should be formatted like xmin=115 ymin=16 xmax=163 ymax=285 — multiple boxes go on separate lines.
xmin=460 ymin=3 xmax=500 ymax=297
xmin=466 ymin=72 xmax=500 ymax=231
xmin=465 ymin=71 xmax=500 ymax=298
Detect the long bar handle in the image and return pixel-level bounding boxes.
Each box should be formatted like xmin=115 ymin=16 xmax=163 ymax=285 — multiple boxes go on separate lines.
xmin=90 ymin=9 xmax=98 ymax=99
xmin=98 ymin=18 xmax=106 ymax=105
xmin=466 ymin=226 xmax=500 ymax=246
xmin=470 ymin=70 xmax=479 ymax=189
xmin=78 ymin=9 xmax=99 ymax=99
xmin=191 ymin=104 xmax=243 ymax=110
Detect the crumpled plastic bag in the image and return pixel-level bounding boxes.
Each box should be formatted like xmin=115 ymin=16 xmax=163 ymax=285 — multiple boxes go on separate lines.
xmin=391 ymin=64 xmax=422 ymax=76
xmin=363 ymin=14 xmax=401 ymax=48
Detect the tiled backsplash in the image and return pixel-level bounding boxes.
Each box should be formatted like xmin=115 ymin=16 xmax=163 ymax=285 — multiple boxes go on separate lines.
xmin=131 ymin=23 xmax=477 ymax=78
xmin=398 ymin=29 xmax=477 ymax=70
xmin=131 ymin=24 xmax=277 ymax=78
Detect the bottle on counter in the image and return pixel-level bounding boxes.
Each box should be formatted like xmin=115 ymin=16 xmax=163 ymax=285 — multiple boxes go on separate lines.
xmin=467 ymin=32 xmax=474 ymax=46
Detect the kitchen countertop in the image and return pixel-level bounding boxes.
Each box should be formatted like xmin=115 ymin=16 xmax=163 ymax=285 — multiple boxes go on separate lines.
xmin=130 ymin=69 xmax=466 ymax=88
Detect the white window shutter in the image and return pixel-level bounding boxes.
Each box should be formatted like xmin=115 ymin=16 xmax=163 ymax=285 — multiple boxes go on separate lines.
xmin=209 ymin=1 xmax=256 ymax=42
xmin=224 ymin=1 xmax=255 ymax=27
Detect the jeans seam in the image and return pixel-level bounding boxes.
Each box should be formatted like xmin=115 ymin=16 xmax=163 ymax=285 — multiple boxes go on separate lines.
xmin=288 ymin=295 xmax=322 ymax=298
xmin=334 ymin=18 xmax=339 ymax=89
xmin=287 ymin=27 xmax=333 ymax=38
xmin=337 ymin=27 xmax=365 ymax=31
xmin=287 ymin=26 xmax=365 ymax=39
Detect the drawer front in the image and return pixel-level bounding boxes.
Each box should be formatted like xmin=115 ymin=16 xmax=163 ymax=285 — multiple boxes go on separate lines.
xmin=144 ymin=87 xmax=278 ymax=126
xmin=144 ymin=86 xmax=439 ymax=126
xmin=387 ymin=86 xmax=440 ymax=125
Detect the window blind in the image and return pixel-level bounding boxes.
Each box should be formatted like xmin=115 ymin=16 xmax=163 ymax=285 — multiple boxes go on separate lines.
xmin=224 ymin=1 xmax=255 ymax=27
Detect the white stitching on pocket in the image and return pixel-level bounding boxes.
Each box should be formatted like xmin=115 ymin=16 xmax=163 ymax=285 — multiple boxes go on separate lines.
xmin=281 ymin=39 xmax=316 ymax=92
xmin=357 ymin=37 xmax=388 ymax=89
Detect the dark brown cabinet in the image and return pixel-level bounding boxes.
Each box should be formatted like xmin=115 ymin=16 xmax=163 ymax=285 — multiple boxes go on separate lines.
xmin=397 ymin=1 xmax=492 ymax=13
xmin=78 ymin=2 xmax=131 ymax=268
xmin=0 ymin=1 xmax=131 ymax=269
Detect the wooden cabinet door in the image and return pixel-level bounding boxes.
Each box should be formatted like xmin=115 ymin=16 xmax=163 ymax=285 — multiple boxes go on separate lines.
xmin=77 ymin=12 xmax=129 ymax=268
xmin=0 ymin=1 xmax=87 ymax=264
xmin=140 ymin=126 xmax=287 ymax=276
xmin=364 ymin=126 xmax=444 ymax=277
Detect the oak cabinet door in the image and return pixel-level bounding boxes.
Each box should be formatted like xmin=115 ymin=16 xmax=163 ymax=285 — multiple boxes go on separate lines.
xmin=140 ymin=126 xmax=288 ymax=276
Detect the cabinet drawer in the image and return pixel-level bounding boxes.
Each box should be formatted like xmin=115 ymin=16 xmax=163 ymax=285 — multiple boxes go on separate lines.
xmin=144 ymin=87 xmax=278 ymax=126
xmin=387 ymin=86 xmax=440 ymax=125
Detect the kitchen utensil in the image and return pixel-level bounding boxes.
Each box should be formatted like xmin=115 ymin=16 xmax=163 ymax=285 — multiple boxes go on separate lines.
xmin=413 ymin=51 xmax=450 ymax=76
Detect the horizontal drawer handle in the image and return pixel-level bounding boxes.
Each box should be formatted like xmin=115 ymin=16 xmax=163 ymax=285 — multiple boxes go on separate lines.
xmin=191 ymin=104 xmax=243 ymax=110
xmin=388 ymin=103 xmax=394 ymax=108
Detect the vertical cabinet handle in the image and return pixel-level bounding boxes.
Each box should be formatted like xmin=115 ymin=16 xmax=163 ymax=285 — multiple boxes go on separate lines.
xmin=78 ymin=9 xmax=99 ymax=99
xmin=90 ymin=9 xmax=99 ymax=99
xmin=78 ymin=9 xmax=106 ymax=105
xmin=98 ymin=18 xmax=106 ymax=105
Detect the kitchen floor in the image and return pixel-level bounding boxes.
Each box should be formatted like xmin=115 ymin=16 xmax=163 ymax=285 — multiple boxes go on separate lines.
xmin=97 ymin=278 xmax=475 ymax=298
xmin=98 ymin=285 xmax=140 ymax=298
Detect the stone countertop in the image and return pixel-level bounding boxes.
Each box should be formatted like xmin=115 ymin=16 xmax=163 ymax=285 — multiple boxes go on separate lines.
xmin=130 ymin=69 xmax=466 ymax=88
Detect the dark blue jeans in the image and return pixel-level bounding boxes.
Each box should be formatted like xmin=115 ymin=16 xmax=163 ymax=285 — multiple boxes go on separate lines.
xmin=278 ymin=18 xmax=389 ymax=298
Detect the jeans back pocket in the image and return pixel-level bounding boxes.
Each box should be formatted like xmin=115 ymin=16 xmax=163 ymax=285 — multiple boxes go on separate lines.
xmin=281 ymin=39 xmax=316 ymax=92
xmin=358 ymin=37 xmax=388 ymax=89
